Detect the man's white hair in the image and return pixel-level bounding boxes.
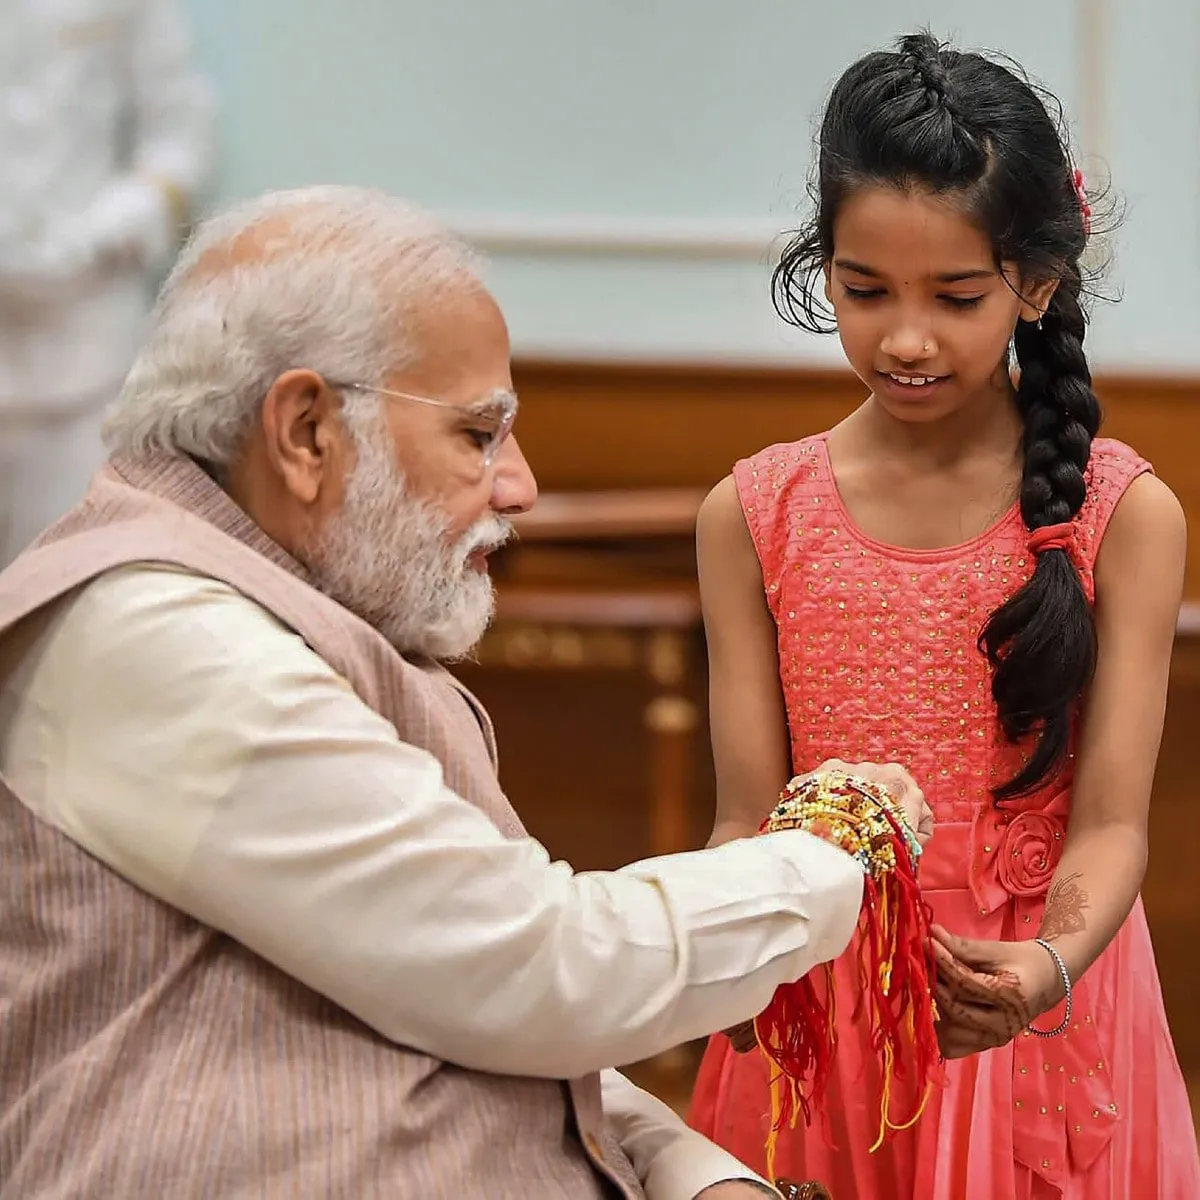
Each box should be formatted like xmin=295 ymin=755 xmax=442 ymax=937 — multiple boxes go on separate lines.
xmin=103 ymin=185 xmax=483 ymax=465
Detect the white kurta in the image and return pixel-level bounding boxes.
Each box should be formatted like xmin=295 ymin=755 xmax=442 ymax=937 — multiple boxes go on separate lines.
xmin=0 ymin=0 xmax=214 ymax=562
xmin=0 ymin=562 xmax=868 ymax=1199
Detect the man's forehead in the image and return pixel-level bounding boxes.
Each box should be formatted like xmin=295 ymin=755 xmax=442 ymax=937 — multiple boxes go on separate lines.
xmin=391 ymin=290 xmax=513 ymax=411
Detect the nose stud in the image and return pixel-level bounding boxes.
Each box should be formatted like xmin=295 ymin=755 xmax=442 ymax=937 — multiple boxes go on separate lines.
xmin=923 ymin=342 xmax=931 ymax=352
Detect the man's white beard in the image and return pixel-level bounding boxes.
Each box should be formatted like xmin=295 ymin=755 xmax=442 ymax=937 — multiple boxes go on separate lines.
xmin=306 ymin=430 xmax=512 ymax=660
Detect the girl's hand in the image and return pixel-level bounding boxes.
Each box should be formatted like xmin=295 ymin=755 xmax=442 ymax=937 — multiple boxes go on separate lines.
xmin=811 ymin=758 xmax=934 ymax=847
xmin=930 ymin=924 xmax=1064 ymax=1059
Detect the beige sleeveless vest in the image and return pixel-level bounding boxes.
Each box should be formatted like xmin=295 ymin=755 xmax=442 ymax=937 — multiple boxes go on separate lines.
xmin=0 ymin=453 xmax=643 ymax=1199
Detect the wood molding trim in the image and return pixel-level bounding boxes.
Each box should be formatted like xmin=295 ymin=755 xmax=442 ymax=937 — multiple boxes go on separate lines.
xmin=509 ymin=359 xmax=1200 ymax=593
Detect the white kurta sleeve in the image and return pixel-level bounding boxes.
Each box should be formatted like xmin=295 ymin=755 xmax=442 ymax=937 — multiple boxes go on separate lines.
xmin=0 ymin=564 xmax=865 ymax=1080
xmin=600 ymin=1070 xmax=780 ymax=1200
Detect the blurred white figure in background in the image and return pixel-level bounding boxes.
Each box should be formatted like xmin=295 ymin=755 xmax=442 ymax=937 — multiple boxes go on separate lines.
xmin=0 ymin=0 xmax=214 ymax=565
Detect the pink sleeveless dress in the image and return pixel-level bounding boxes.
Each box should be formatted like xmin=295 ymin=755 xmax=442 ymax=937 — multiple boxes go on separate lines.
xmin=688 ymin=433 xmax=1200 ymax=1199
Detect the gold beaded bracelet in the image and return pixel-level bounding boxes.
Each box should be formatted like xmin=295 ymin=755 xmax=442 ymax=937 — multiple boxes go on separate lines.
xmin=762 ymin=769 xmax=922 ymax=877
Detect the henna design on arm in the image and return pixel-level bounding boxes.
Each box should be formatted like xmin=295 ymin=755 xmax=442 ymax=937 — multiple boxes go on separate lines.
xmin=1038 ymin=871 xmax=1090 ymax=941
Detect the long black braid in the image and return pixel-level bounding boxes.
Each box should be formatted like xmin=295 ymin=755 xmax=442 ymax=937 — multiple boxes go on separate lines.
xmin=983 ymin=279 xmax=1101 ymax=796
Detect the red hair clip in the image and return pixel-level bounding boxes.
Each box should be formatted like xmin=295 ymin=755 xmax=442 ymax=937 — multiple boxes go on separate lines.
xmin=1072 ymin=168 xmax=1092 ymax=235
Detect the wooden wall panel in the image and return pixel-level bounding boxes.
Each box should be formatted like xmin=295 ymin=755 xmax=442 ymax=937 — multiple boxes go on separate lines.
xmin=510 ymin=361 xmax=1200 ymax=593
xmin=1143 ymin=633 xmax=1200 ymax=1065
xmin=453 ymin=660 xmax=716 ymax=871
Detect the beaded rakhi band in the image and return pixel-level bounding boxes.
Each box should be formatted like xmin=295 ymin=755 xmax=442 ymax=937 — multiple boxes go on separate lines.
xmin=765 ymin=770 xmax=924 ymax=879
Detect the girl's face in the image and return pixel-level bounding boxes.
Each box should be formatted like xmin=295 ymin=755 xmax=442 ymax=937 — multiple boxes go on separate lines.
xmin=824 ymin=185 xmax=1056 ymax=423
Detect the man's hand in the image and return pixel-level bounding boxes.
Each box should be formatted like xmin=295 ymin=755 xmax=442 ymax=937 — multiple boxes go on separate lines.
xmin=931 ymin=925 xmax=1063 ymax=1059
xmin=694 ymin=1181 xmax=781 ymax=1198
xmin=720 ymin=1018 xmax=758 ymax=1054
xmin=809 ymin=758 xmax=934 ymax=846
xmin=696 ymin=1181 xmax=831 ymax=1199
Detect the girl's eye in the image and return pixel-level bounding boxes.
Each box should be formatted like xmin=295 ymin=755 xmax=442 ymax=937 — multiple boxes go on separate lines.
xmin=842 ymin=286 xmax=884 ymax=301
xmin=839 ymin=286 xmax=984 ymax=310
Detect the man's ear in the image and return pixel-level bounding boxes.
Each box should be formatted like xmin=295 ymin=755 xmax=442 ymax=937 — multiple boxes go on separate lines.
xmin=259 ymin=370 xmax=347 ymax=505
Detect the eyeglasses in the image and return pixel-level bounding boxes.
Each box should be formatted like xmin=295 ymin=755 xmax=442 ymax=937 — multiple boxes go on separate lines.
xmin=337 ymin=382 xmax=518 ymax=468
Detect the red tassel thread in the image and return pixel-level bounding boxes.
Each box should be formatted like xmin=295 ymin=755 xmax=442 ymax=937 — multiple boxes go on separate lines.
xmin=752 ymin=781 xmax=943 ymax=1178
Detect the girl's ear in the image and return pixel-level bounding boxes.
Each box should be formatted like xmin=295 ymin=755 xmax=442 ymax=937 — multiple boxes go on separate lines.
xmin=1019 ymin=278 xmax=1060 ymax=323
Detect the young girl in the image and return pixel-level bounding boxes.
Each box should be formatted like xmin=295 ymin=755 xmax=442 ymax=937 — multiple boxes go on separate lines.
xmin=687 ymin=31 xmax=1200 ymax=1200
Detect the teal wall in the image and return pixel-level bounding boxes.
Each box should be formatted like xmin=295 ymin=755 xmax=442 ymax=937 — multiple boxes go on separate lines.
xmin=182 ymin=1 xmax=1200 ymax=371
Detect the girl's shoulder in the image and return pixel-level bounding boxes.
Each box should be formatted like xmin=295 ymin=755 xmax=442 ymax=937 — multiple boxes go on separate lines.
xmin=1079 ymin=437 xmax=1153 ymax=536
xmin=1086 ymin=436 xmax=1151 ymax=486
xmin=1070 ymin=438 xmax=1156 ymax=601
xmin=727 ymin=432 xmax=837 ymax=603
xmin=732 ymin=430 xmax=834 ymax=510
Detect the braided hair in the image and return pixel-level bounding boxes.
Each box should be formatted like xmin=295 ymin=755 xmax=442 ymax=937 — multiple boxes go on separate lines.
xmin=774 ymin=30 xmax=1101 ymax=800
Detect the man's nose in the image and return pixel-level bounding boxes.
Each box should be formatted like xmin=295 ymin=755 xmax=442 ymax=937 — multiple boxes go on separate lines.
xmin=490 ymin=435 xmax=538 ymax=515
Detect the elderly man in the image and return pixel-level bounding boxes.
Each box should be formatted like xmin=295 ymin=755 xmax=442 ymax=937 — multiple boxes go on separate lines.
xmin=0 ymin=187 xmax=928 ymax=1199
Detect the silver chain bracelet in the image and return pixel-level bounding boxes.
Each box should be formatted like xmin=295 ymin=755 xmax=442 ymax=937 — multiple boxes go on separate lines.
xmin=1027 ymin=937 xmax=1073 ymax=1038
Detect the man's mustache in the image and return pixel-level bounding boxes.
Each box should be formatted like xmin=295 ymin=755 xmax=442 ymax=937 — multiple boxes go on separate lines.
xmin=460 ymin=516 xmax=514 ymax=559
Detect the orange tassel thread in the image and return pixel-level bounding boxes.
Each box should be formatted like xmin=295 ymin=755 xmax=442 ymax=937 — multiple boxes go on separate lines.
xmin=751 ymin=771 xmax=943 ymax=1176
